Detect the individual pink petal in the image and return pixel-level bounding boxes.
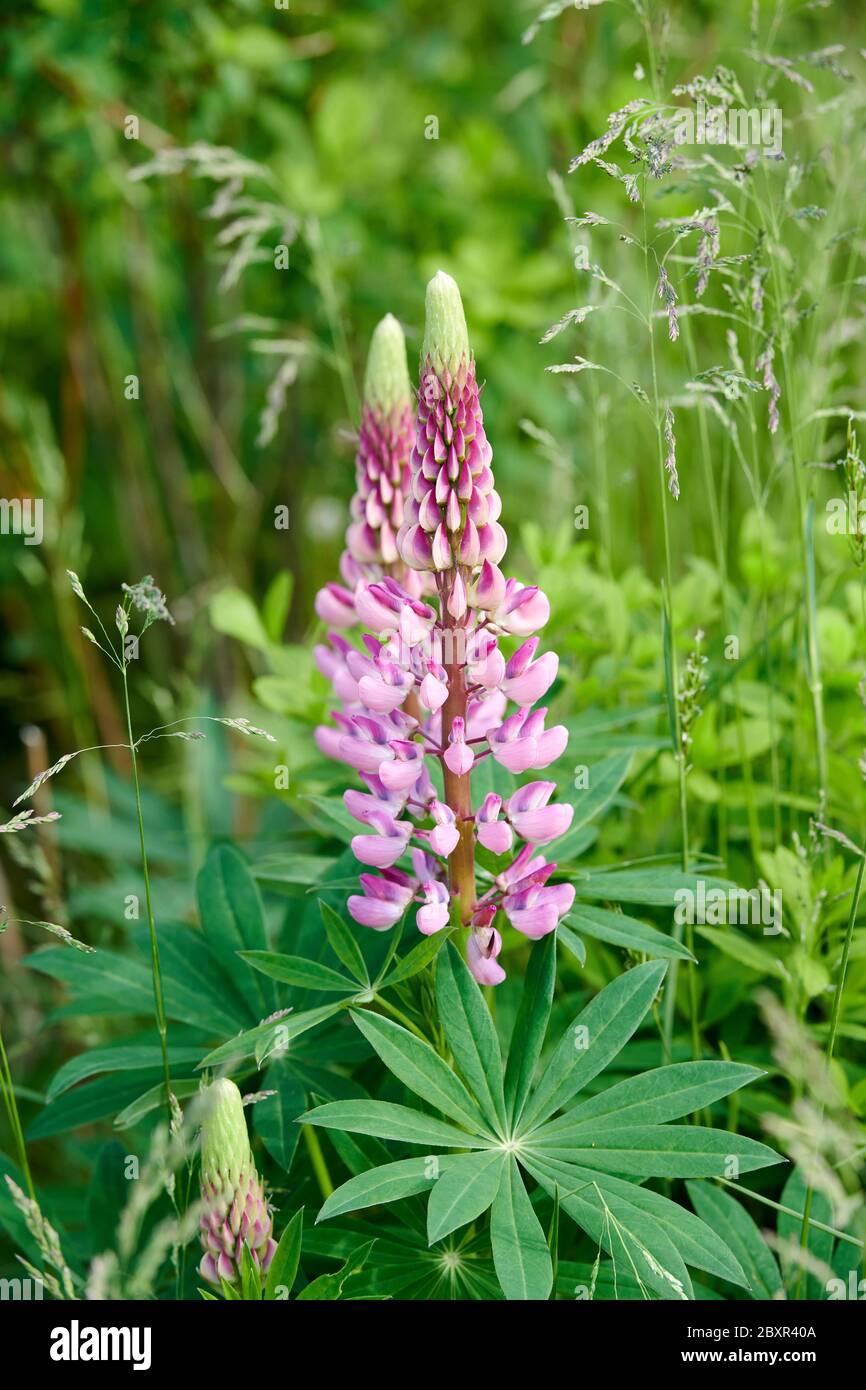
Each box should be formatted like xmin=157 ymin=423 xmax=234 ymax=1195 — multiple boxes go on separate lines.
xmin=509 ymin=802 xmax=574 ymax=847
xmin=420 ymin=672 xmax=448 ymax=711
xmin=502 ymin=651 xmax=559 ymax=707
xmin=473 ymin=559 xmax=506 ymax=610
xmin=467 ymin=927 xmax=506 ymax=985
xmin=315 ymin=725 xmax=344 ymax=761
xmin=315 ymin=583 xmax=356 ymax=628
xmin=347 ymin=895 xmax=404 ymax=930
xmin=443 ymin=716 xmax=474 ymax=775
xmin=477 ymin=820 xmax=514 ymax=854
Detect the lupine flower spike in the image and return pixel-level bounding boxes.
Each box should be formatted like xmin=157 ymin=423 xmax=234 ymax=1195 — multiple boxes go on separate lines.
xmin=198 ymin=1078 xmax=276 ymax=1288
xmin=315 ymin=314 xmax=420 ymax=632
xmin=314 ymin=272 xmax=575 ymax=984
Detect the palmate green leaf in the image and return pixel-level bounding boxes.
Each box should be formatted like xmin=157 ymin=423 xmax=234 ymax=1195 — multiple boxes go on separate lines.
xmin=531 ymin=1122 xmax=783 ymax=1178
xmin=686 ymin=1182 xmax=783 ymax=1299
xmin=435 ymin=945 xmax=506 ymax=1133
xmin=567 ymin=903 xmax=695 ymax=961
xmin=426 ymin=1151 xmax=505 ymax=1245
xmin=520 ymin=960 xmax=667 ymax=1131
xmin=303 ymin=952 xmax=777 ymax=1302
xmin=241 ymin=1243 xmax=262 ymax=1302
xmin=524 ymin=1153 xmax=693 ymax=1301
xmin=316 ymin=1156 xmax=463 ymax=1223
xmin=239 ymin=951 xmax=356 ymax=993
xmin=490 ymin=1156 xmax=553 ymax=1301
xmin=197 ymin=843 xmax=276 ymax=1019
xmin=612 ymin=1176 xmax=749 ymax=1290
xmin=319 ymin=901 xmax=369 ymax=985
xmin=541 ymin=1061 xmax=763 ymax=1133
xmin=265 ymin=1208 xmax=304 ymax=1300
xmin=504 ymin=934 xmax=556 ymax=1125
xmin=198 ymin=1002 xmax=346 ymax=1068
xmin=304 ymin=1220 xmax=500 ymax=1300
xmin=350 ymin=1010 xmax=492 ymax=1135
xmin=300 ymin=1099 xmax=492 ymax=1150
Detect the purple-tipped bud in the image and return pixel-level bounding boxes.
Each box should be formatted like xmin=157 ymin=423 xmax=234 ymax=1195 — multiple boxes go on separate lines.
xmin=346 ymin=316 xmax=414 ymax=570
xmin=198 ymin=1079 xmax=276 ymax=1289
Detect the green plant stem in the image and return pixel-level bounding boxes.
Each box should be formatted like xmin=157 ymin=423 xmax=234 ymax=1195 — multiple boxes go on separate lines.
xmin=795 ymin=830 xmax=866 ymax=1295
xmin=302 ymin=1123 xmax=334 ymax=1200
xmin=716 ymin=1178 xmax=863 ymax=1251
xmin=0 ymin=1023 xmax=35 ymax=1201
xmin=372 ymin=993 xmax=429 ymax=1043
xmin=120 ymin=661 xmax=172 ymax=1117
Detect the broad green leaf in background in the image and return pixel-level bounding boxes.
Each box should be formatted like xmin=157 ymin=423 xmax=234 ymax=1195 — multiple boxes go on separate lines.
xmin=686 ymin=1182 xmax=783 ymax=1299
xmin=197 ymin=842 xmax=276 ymax=1018
xmin=567 ymin=903 xmax=695 ymax=961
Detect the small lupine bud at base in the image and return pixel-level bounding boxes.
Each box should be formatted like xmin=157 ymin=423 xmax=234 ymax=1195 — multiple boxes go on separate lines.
xmin=198 ymin=1079 xmax=275 ymax=1288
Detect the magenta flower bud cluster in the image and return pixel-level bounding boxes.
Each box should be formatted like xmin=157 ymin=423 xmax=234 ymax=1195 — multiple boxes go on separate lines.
xmin=313 ymin=272 xmax=575 ymax=985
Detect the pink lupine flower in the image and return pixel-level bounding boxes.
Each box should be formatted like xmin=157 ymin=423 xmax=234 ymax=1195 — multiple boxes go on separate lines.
xmin=315 ymin=582 xmax=356 ymax=628
xmin=496 ymin=844 xmax=551 ymax=893
xmin=471 ymin=559 xmax=507 ymax=611
xmin=444 ymin=715 xmax=474 ymax=775
xmin=467 ymin=923 xmax=506 ymax=986
xmin=337 ymin=713 xmax=400 ymax=773
xmin=356 ymin=658 xmax=415 ymax=715
xmin=475 ymin=794 xmax=514 ymax=855
xmin=378 ymin=738 xmax=425 ymax=791
xmin=417 ymin=878 xmax=450 ymax=935
xmin=348 ymin=868 xmax=415 ymax=930
xmin=420 ymin=668 xmax=448 ymax=711
xmin=488 ymin=710 xmax=543 ymax=773
xmin=351 ymin=809 xmax=412 ymax=868
xmin=493 ymin=578 xmax=551 ymax=635
xmin=344 ymin=773 xmax=408 ymax=826
xmin=425 ymin=799 xmax=460 ymax=857
xmin=506 ymin=781 xmax=574 ymax=846
xmin=501 ymin=639 xmax=559 ymax=707
xmin=503 ymin=881 xmax=576 ymax=939
xmin=311 ymin=273 xmax=574 ymax=985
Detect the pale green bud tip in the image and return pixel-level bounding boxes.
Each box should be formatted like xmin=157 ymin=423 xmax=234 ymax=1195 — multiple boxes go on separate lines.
xmin=199 ymin=1078 xmax=252 ymax=1187
xmin=363 ymin=314 xmax=411 ymax=416
xmin=422 ymin=270 xmax=470 ymax=374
